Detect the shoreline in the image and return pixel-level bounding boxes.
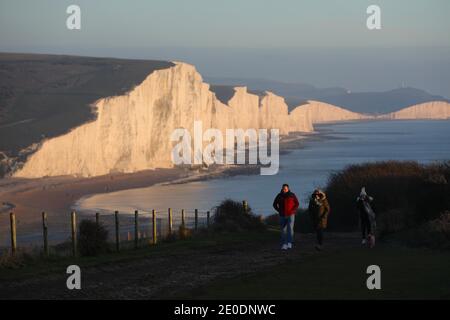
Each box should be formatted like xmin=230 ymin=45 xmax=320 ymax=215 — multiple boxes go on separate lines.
xmin=72 ymin=131 xmax=328 ymax=213
xmin=2 ymin=119 xmax=444 ymax=221
xmin=0 ymin=130 xmax=323 ymax=222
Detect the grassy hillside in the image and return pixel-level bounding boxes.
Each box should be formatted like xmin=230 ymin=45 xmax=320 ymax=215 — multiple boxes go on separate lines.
xmin=0 ymin=198 xmax=448 ymax=299
xmin=0 ymin=53 xmax=173 ymax=156
xmin=188 ymin=245 xmax=450 ymax=300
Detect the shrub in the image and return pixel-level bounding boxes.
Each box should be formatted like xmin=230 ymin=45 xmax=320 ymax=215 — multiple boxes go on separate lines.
xmin=178 ymin=225 xmax=192 ymax=239
xmin=324 ymin=160 xmax=450 ymax=233
xmin=410 ymin=211 xmax=450 ymax=249
xmin=212 ymin=199 xmax=265 ymax=232
xmin=78 ymin=219 xmax=109 ymax=256
xmin=388 ymin=212 xmax=450 ymax=250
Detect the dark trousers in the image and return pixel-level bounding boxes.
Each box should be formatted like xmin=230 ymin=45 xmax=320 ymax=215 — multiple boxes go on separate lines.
xmin=316 ymin=228 xmax=324 ymax=245
xmin=360 ymin=212 xmax=372 ymax=239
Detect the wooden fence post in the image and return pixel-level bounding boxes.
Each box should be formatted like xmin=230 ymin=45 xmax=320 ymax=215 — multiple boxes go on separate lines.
xmin=194 ymin=209 xmax=198 ymax=231
xmin=42 ymin=211 xmax=49 ymax=257
xmin=95 ymin=212 xmax=100 ymax=227
xmin=243 ymin=200 xmax=248 ymax=213
xmin=114 ymin=210 xmax=120 ymax=252
xmin=10 ymin=212 xmax=16 ymax=256
xmin=207 ymin=211 xmax=210 ymax=228
xmin=71 ymin=211 xmax=77 ymax=257
xmin=181 ymin=209 xmax=185 ymax=228
xmin=168 ymin=208 xmax=173 ymax=234
xmin=152 ymin=209 xmax=157 ymax=245
xmin=134 ymin=210 xmax=139 ymax=249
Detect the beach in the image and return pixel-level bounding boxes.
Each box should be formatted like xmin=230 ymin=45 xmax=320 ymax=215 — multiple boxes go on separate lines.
xmin=0 ymin=133 xmax=308 ymax=245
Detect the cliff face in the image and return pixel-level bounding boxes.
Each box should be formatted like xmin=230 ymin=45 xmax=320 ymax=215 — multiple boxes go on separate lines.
xmin=383 ymin=101 xmax=450 ymax=120
xmin=227 ymin=87 xmax=260 ymax=130
xmin=298 ymin=100 xmax=371 ymax=123
xmin=12 ymin=60 xmax=448 ymax=179
xmin=14 ymin=63 xmax=313 ymax=178
xmin=288 ymin=105 xmax=314 ymax=132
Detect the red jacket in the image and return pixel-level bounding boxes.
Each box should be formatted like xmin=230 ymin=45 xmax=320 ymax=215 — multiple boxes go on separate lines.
xmin=273 ymin=191 xmax=299 ymax=216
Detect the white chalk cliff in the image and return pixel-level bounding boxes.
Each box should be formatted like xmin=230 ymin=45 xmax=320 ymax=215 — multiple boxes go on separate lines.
xmin=297 ymin=100 xmax=371 ymax=123
xmin=382 ymin=101 xmax=450 ymax=120
xmin=14 ymin=62 xmax=313 ymax=178
xmin=16 ymin=61 xmax=446 ymax=179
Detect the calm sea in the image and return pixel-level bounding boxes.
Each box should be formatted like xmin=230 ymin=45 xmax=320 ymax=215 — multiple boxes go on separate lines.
xmin=75 ymin=120 xmax=450 ymax=216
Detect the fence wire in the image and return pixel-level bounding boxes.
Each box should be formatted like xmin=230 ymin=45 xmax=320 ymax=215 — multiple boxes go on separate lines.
xmin=0 ymin=208 xmax=215 ymax=256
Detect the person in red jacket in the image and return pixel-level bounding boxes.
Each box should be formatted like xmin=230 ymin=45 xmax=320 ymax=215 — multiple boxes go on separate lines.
xmin=273 ymin=184 xmax=299 ymax=250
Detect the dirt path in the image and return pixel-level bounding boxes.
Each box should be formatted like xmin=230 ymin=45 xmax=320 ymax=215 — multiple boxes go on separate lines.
xmin=0 ymin=232 xmax=360 ymax=299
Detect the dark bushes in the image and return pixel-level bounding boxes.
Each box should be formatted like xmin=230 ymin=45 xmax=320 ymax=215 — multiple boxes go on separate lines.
xmin=78 ymin=220 xmax=109 ymax=256
xmin=388 ymin=212 xmax=450 ymax=250
xmin=213 ymin=199 xmax=265 ymax=232
xmin=324 ymin=161 xmax=450 ymax=235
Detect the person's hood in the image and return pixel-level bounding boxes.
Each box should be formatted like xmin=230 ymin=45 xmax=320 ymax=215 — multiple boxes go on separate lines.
xmin=360 ymin=187 xmax=367 ymax=197
xmin=312 ymin=189 xmax=326 ymax=199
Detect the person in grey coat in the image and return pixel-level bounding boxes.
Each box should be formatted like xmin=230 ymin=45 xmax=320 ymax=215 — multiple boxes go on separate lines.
xmin=356 ymin=187 xmax=376 ymax=246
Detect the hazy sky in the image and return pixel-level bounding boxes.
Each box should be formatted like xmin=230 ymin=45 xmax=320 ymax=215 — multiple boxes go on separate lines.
xmin=1 ymin=0 xmax=449 ymax=96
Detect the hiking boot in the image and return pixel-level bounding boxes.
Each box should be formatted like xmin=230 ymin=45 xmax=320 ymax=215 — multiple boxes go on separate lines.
xmin=361 ymin=239 xmax=367 ymax=245
xmin=281 ymin=244 xmax=288 ymax=250
xmin=287 ymin=243 xmax=292 ymax=249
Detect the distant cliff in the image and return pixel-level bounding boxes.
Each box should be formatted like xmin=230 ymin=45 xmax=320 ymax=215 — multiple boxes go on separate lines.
xmin=296 ymin=100 xmax=371 ymax=123
xmin=382 ymin=101 xmax=450 ymax=120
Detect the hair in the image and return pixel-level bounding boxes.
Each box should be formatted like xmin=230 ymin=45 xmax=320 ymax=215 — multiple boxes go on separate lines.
xmin=282 ymin=183 xmax=289 ymax=189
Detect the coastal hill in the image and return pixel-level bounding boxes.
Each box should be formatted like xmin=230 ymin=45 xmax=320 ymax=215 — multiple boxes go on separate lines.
xmin=319 ymin=87 xmax=449 ymax=115
xmin=206 ymin=77 xmax=448 ymax=114
xmin=295 ymin=100 xmax=371 ymax=124
xmin=381 ymin=101 xmax=450 ymax=120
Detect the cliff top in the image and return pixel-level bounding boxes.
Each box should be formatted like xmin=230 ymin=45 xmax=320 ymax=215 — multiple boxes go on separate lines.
xmin=0 ymin=52 xmax=173 ymax=155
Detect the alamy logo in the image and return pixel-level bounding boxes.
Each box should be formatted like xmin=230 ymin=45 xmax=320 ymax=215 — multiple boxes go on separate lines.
xmin=366 ymin=5 xmax=381 ymax=30
xmin=366 ymin=265 xmax=381 ymax=290
xmin=66 ymin=265 xmax=81 ymax=290
xmin=171 ymin=121 xmax=280 ymax=175
xmin=66 ymin=5 xmax=81 ymax=30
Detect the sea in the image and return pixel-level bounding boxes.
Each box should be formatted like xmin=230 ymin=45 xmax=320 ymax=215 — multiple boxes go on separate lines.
xmin=75 ymin=120 xmax=450 ymax=216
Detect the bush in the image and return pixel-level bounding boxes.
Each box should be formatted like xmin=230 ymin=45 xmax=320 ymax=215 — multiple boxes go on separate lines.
xmin=78 ymin=219 xmax=109 ymax=256
xmin=411 ymin=212 xmax=450 ymax=249
xmin=178 ymin=225 xmax=192 ymax=239
xmin=212 ymin=199 xmax=265 ymax=232
xmin=388 ymin=212 xmax=450 ymax=250
xmin=324 ymin=161 xmax=450 ymax=233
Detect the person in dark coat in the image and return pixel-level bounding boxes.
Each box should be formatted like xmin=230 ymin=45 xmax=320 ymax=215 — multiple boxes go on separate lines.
xmin=273 ymin=184 xmax=299 ymax=250
xmin=308 ymin=189 xmax=330 ymax=251
xmin=356 ymin=187 xmax=376 ymax=246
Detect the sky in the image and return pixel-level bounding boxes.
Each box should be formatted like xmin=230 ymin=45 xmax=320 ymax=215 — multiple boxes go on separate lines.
xmin=1 ymin=0 xmax=449 ymax=97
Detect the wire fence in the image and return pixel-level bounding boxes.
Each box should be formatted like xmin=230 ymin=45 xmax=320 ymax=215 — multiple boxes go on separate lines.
xmin=0 ymin=205 xmax=225 ymax=258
